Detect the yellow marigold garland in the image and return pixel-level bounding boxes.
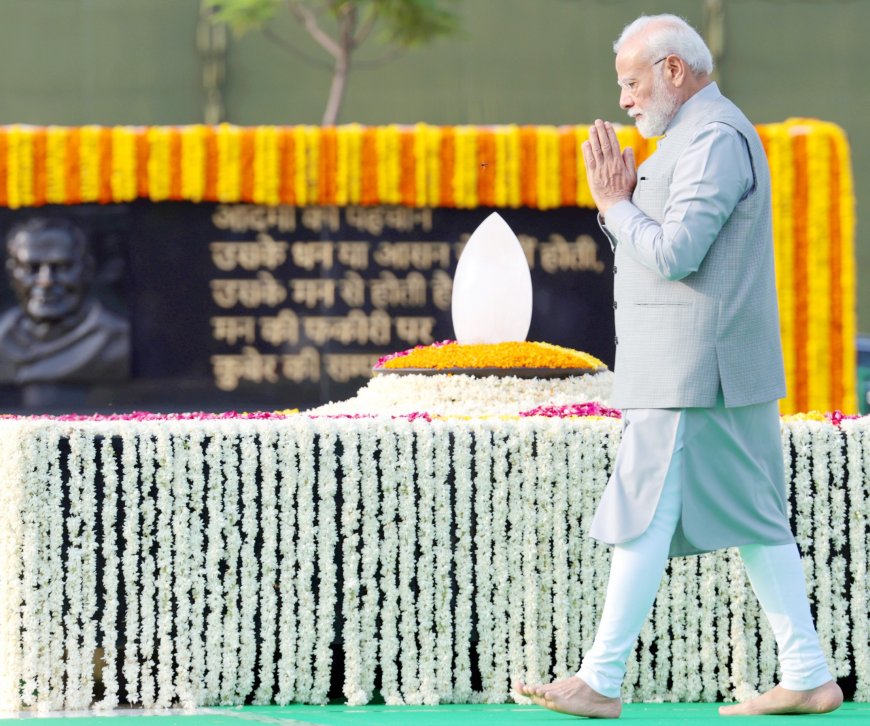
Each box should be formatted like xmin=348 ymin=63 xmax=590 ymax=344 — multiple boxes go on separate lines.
xmin=831 ymin=125 xmax=858 ymax=413
xmin=765 ymin=123 xmax=797 ymax=412
xmin=377 ymin=340 xmax=606 ymax=371
xmin=253 ymin=125 xmax=279 ymax=206
xmin=413 ymin=122 xmax=429 ymax=208
xmin=180 ymin=125 xmax=206 ymax=203
xmin=493 ymin=126 xmax=510 ymax=207
xmin=146 ymin=127 xmax=172 ymax=203
xmin=111 ymin=126 xmax=138 ymax=203
xmin=803 ymin=122 xmax=832 ymax=412
xmin=79 ymin=125 xmax=103 ymax=203
xmin=535 ymin=125 xmax=560 ymax=210
xmin=454 ymin=126 xmax=478 ymax=209
xmin=574 ymin=125 xmax=594 ymax=208
xmin=216 ymin=124 xmax=241 ymax=203
xmin=45 ymin=127 xmax=68 ymax=204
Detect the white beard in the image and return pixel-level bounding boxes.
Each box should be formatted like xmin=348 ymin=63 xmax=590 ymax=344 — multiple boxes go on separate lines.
xmin=631 ymin=72 xmax=681 ymax=138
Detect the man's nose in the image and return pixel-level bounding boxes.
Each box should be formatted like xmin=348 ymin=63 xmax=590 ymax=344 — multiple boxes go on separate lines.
xmin=619 ymin=89 xmax=633 ymax=110
xmin=35 ymin=263 xmax=56 ymax=285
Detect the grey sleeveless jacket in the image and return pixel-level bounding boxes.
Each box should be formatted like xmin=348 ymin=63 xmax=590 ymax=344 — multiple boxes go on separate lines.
xmin=602 ymin=85 xmax=786 ymax=409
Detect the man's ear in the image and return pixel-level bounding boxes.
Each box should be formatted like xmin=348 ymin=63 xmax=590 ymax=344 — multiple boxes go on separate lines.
xmin=665 ymin=55 xmax=687 ymax=87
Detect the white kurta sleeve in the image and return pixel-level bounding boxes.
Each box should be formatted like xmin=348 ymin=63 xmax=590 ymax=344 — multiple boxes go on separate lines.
xmin=601 ymin=123 xmax=754 ymax=281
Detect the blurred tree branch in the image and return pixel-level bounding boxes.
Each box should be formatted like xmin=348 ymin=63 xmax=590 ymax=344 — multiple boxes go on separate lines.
xmin=207 ymin=0 xmax=461 ymax=124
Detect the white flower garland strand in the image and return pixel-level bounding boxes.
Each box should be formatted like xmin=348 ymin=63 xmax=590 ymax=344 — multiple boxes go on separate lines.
xmin=358 ymin=424 xmax=381 ymax=704
xmin=64 ymin=428 xmax=99 ymax=709
xmin=237 ymin=430 xmax=261 ymax=702
xmin=313 ymin=421 xmax=338 ymax=704
xmin=0 ymin=422 xmax=25 ymax=711
xmin=169 ymin=427 xmax=194 ymax=708
xmin=683 ymin=557 xmax=703 ymax=700
xmin=339 ymin=424 xmax=364 ymax=706
xmin=565 ymin=425 xmax=589 ymax=678
xmin=652 ymin=552 xmax=672 ymax=699
xmin=826 ymin=425 xmax=849 ymax=677
xmin=183 ymin=428 xmax=208 ymax=707
xmin=792 ymin=425 xmax=815 ymax=596
xmin=450 ymin=424 xmax=473 ymax=703
xmin=20 ymin=427 xmax=50 ymax=710
xmin=698 ymin=553 xmax=719 ymax=701
xmin=862 ymin=423 xmax=870 ymax=697
xmin=505 ymin=424 xmax=527 ymax=697
xmin=154 ymin=428 xmax=176 ymax=707
xmin=96 ymin=431 xmax=121 ymax=710
xmin=203 ymin=430 xmax=225 ymax=704
xmin=547 ymin=424 xmax=570 ymax=682
xmin=254 ymin=426 xmax=279 ymax=705
xmin=81 ymin=428 xmax=99 ymax=710
xmin=396 ymin=421 xmax=421 ymax=703
xmin=219 ymin=425 xmax=242 ymax=705
xmin=714 ymin=548 xmax=731 ymax=700
xmin=293 ymin=419 xmax=317 ymax=703
xmin=491 ymin=425 xmax=512 ymax=703
xmin=376 ymin=422 xmax=402 ymax=705
xmin=471 ymin=421 xmax=496 ymax=702
xmin=519 ymin=421 xmax=542 ymax=687
xmin=275 ymin=427 xmax=299 ymax=705
xmin=63 ymin=428 xmax=84 ymax=709
xmin=669 ymin=557 xmax=687 ymax=701
xmin=413 ymin=423 xmax=437 ymax=705
xmin=844 ymin=421 xmax=869 ymax=699
xmin=120 ymin=430 xmax=141 ymax=705
xmin=810 ymin=423 xmax=835 ymax=669
xmin=137 ymin=430 xmax=157 ymax=707
xmin=44 ymin=426 xmax=65 ymax=711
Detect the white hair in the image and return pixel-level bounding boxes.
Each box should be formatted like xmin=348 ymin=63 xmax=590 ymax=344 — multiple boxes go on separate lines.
xmin=613 ymin=14 xmax=714 ymax=75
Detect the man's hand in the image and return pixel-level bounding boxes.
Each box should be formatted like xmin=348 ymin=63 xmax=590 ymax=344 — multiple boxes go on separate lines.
xmin=581 ymin=119 xmax=637 ymax=215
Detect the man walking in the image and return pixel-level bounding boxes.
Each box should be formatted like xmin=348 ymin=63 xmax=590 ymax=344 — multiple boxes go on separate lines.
xmin=515 ymin=14 xmax=842 ymax=718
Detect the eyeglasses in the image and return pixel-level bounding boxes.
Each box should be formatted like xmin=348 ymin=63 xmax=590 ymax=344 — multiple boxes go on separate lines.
xmin=618 ymin=55 xmax=669 ymax=94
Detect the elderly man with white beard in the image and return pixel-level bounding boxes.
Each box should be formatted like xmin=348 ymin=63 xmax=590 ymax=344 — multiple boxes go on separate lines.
xmin=514 ymin=14 xmax=843 ymax=719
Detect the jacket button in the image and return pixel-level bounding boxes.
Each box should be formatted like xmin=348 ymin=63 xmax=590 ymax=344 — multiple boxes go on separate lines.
xmin=614 ymin=336 xmax=619 ymax=346
xmin=613 ymin=265 xmax=617 ymax=275
xmin=613 ymin=301 xmax=618 ymax=309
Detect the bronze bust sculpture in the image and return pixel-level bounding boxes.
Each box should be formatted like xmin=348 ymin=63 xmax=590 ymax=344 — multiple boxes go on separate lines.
xmin=0 ymin=218 xmax=130 ymax=385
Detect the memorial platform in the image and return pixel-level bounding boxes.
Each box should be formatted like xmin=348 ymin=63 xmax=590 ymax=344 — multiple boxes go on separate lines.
xmin=0 ymin=412 xmax=867 ymax=711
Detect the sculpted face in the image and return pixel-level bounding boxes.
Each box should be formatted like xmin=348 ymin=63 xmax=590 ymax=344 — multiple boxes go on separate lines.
xmin=616 ymin=34 xmax=681 ymax=138
xmin=7 ymin=227 xmax=90 ymax=323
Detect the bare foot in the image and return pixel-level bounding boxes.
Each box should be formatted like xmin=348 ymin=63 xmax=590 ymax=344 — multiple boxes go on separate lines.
xmin=719 ymin=680 xmax=843 ymax=716
xmin=513 ymin=676 xmax=622 ymax=719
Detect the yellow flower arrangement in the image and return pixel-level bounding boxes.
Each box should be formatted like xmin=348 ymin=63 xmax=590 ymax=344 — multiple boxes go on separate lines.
xmin=375 ymin=340 xmax=606 ymax=371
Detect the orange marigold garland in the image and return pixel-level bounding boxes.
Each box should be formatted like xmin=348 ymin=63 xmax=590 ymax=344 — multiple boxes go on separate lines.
xmin=32 ymin=128 xmax=47 ymax=207
xmin=559 ymin=129 xmax=577 ymax=207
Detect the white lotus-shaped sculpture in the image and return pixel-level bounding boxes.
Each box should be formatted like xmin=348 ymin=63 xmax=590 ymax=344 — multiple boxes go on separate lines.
xmin=452 ymin=212 xmax=533 ymax=344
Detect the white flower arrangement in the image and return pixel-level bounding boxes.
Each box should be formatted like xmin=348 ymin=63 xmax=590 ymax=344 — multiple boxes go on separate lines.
xmin=0 ymin=414 xmax=867 ymax=711
xmin=310 ymin=371 xmax=614 ymax=418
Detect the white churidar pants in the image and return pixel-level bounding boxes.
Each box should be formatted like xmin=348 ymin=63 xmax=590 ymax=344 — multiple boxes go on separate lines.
xmin=576 ymin=410 xmax=833 ymax=699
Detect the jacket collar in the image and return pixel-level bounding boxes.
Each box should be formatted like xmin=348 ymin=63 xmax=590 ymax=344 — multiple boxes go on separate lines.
xmin=661 ymin=81 xmax=722 ymax=140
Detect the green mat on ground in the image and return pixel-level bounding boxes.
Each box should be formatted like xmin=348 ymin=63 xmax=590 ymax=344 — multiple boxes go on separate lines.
xmin=2 ymin=703 xmax=866 ymax=725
